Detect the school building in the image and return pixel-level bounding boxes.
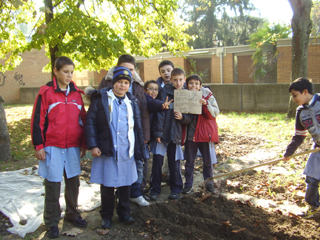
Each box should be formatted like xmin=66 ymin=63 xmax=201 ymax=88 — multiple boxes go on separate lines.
xmin=1 ymin=38 xmax=320 ymax=112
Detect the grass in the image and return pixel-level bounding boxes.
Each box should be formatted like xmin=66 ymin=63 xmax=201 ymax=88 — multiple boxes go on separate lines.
xmin=217 ymin=111 xmax=296 ymax=145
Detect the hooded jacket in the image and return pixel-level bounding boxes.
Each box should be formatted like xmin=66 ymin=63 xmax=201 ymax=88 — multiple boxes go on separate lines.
xmin=85 ymin=87 xmax=146 ymax=161
xmin=193 ymin=87 xmax=219 ymax=143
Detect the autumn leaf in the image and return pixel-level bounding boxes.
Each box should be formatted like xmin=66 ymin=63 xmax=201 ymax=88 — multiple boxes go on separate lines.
xmin=97 ymin=228 xmax=109 ymax=235
xmin=288 ymin=213 xmax=300 ymax=219
xmin=222 ymin=221 xmax=232 ymax=227
xmin=62 ymin=228 xmax=83 ymax=236
xmin=232 ymin=228 xmax=246 ymax=233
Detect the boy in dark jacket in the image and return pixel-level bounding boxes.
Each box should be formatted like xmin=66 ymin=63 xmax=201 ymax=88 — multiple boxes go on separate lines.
xmin=98 ymin=54 xmax=149 ymax=207
xmin=150 ymin=68 xmax=193 ymax=200
xmin=85 ymin=66 xmax=146 ymax=229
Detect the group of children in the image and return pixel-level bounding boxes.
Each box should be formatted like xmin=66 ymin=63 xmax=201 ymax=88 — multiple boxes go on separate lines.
xmin=31 ymin=54 xmax=320 ymax=238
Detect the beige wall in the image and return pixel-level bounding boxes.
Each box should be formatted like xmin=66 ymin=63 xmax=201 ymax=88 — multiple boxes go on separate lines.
xmin=0 ymin=47 xmax=51 ymax=104
xmin=143 ymin=57 xmax=186 ymax=82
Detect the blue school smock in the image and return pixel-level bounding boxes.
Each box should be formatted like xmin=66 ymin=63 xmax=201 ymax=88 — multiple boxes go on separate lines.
xmin=38 ymin=146 xmax=81 ymax=182
xmin=304 ymin=151 xmax=320 ymax=180
xmin=150 ymin=141 xmax=184 ymax=160
xmin=90 ymin=98 xmax=137 ymax=187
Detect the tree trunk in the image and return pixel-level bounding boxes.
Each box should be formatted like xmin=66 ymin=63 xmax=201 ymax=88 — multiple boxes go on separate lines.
xmin=287 ymin=0 xmax=313 ymax=118
xmin=44 ymin=0 xmax=57 ymax=79
xmin=0 ymin=97 xmax=11 ymax=161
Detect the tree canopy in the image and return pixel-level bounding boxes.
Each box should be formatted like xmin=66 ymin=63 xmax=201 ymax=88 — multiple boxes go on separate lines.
xmin=0 ymin=0 xmax=35 ymax=72
xmin=248 ymin=23 xmax=291 ymax=82
xmin=181 ymin=0 xmax=263 ymax=48
xmin=1 ymin=0 xmax=192 ymax=72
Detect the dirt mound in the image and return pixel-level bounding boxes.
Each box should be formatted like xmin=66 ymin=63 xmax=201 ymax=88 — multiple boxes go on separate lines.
xmin=129 ymin=192 xmax=320 ymax=240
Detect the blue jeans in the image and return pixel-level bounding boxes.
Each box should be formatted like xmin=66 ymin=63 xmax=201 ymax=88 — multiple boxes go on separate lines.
xmin=305 ymin=176 xmax=320 ymax=208
xmin=130 ymin=159 xmax=143 ymax=198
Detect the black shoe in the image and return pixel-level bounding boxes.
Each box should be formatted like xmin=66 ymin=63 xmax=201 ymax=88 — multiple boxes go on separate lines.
xmin=119 ymin=214 xmax=135 ymax=224
xmin=182 ymin=186 xmax=193 ymax=194
xmin=101 ymin=219 xmax=112 ymax=229
xmin=149 ymin=192 xmax=159 ymax=201
xmin=168 ymin=192 xmax=179 ymax=200
xmin=47 ymin=226 xmax=59 ymax=238
xmin=65 ymin=216 xmax=88 ymax=228
xmin=206 ymin=185 xmax=215 ymax=193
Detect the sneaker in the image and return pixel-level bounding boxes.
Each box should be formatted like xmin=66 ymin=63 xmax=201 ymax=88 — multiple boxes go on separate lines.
xmin=206 ymin=185 xmax=215 ymax=193
xmin=298 ymin=206 xmax=320 ymax=218
xmin=168 ymin=192 xmax=179 ymax=200
xmin=130 ymin=196 xmax=150 ymax=207
xmin=182 ymin=186 xmax=193 ymax=194
xmin=47 ymin=226 xmax=60 ymax=238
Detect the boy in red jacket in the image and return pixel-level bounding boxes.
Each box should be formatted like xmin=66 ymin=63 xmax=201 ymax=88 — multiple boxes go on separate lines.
xmin=182 ymin=74 xmax=219 ymax=194
xmin=31 ymin=56 xmax=87 ymax=238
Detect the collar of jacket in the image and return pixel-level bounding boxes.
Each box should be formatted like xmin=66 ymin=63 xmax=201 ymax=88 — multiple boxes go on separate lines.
xmin=46 ymin=77 xmax=80 ymax=93
xmin=300 ymin=93 xmax=320 ymax=109
xmin=98 ymin=87 xmax=135 ymax=100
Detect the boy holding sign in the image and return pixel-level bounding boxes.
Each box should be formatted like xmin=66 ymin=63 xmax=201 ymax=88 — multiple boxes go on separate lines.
xmin=182 ymin=74 xmax=220 ymax=194
xmin=150 ymin=68 xmax=193 ymax=200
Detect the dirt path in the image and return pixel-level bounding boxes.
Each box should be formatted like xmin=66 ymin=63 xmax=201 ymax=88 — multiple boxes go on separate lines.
xmin=2 ymin=133 xmax=319 ymax=240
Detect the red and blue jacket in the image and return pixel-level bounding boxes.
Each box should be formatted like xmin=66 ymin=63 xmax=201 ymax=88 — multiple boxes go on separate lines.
xmin=31 ymin=77 xmax=86 ymax=151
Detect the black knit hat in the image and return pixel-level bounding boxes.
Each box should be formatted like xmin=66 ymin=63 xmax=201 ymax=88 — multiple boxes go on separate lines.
xmin=112 ymin=66 xmax=132 ymax=85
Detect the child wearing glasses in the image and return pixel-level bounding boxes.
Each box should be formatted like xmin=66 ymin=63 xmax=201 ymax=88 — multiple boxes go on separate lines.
xmin=143 ymin=80 xmax=172 ymax=191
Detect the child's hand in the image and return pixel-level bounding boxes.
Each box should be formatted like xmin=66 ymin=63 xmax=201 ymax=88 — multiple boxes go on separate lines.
xmin=35 ymin=149 xmax=46 ymax=161
xmin=162 ymin=97 xmax=173 ymax=110
xmin=200 ymin=99 xmax=206 ymax=105
xmin=91 ymin=147 xmax=101 ymax=157
xmin=80 ymin=147 xmax=86 ymax=158
xmin=174 ymin=110 xmax=183 ymax=120
xmin=283 ymin=156 xmax=290 ymax=161
xmin=156 ymin=137 xmax=162 ymax=143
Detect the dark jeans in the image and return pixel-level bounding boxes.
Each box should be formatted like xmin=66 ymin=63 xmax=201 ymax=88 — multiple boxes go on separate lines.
xmin=100 ymin=185 xmax=130 ymax=220
xmin=43 ymin=173 xmax=80 ymax=227
xmin=184 ymin=140 xmax=213 ymax=187
xmin=305 ymin=176 xmax=320 ymax=208
xmin=150 ymin=142 xmax=183 ymax=194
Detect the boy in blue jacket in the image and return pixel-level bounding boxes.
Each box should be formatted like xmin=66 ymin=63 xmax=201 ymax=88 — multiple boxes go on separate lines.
xmin=150 ymin=68 xmax=193 ymax=200
xmin=85 ymin=67 xmax=146 ymax=229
